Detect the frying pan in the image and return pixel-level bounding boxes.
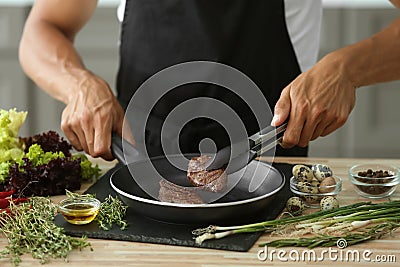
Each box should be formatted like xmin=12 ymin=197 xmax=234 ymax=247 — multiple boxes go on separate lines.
xmin=110 ymin=135 xmax=285 ymax=224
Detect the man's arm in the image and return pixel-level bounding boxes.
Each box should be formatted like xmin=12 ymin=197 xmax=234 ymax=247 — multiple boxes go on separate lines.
xmin=272 ymin=0 xmax=400 ymax=148
xmin=19 ymin=0 xmax=124 ymax=159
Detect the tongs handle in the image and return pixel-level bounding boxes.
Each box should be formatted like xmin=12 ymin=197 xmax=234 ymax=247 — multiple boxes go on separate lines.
xmin=249 ymin=122 xmax=287 ymax=156
xmin=206 ymin=121 xmax=287 ymax=173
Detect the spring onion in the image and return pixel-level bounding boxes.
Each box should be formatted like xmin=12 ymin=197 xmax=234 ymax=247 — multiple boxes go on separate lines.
xmin=193 ymin=201 xmax=400 ymax=247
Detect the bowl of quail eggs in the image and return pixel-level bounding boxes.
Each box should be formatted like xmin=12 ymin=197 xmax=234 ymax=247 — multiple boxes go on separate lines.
xmin=289 ymin=164 xmax=342 ymax=209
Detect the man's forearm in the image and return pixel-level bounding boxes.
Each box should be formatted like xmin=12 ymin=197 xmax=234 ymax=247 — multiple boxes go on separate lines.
xmin=327 ymin=17 xmax=400 ymax=89
xmin=19 ymin=0 xmax=99 ymax=105
xmin=19 ymin=18 xmax=92 ymax=105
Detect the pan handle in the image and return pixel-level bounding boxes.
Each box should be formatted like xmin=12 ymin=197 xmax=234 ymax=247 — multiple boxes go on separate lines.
xmin=111 ymin=133 xmax=125 ymax=164
xmin=111 ymin=133 xmax=145 ymax=165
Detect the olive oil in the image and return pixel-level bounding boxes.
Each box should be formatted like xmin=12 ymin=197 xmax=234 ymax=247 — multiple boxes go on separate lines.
xmin=60 ymin=202 xmax=100 ymax=225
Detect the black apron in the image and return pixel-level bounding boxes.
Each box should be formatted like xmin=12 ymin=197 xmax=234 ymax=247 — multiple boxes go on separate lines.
xmin=116 ymin=0 xmax=307 ymax=157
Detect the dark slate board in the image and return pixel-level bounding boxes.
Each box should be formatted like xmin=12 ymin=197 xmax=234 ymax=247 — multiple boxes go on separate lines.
xmin=54 ymin=162 xmax=294 ymax=252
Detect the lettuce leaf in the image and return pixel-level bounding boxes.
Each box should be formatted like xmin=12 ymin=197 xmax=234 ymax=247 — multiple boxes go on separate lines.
xmin=0 ymin=108 xmax=27 ymax=182
xmin=0 ymin=108 xmax=28 ymax=137
xmin=72 ymin=153 xmax=101 ymax=180
xmin=0 ymin=108 xmax=102 ymax=189
xmin=22 ymin=144 xmax=65 ymax=167
xmin=0 ymin=108 xmax=27 ymax=150
xmin=0 ymin=161 xmax=12 ymax=184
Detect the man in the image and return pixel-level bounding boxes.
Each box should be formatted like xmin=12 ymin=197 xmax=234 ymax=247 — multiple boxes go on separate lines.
xmin=19 ymin=0 xmax=400 ymax=160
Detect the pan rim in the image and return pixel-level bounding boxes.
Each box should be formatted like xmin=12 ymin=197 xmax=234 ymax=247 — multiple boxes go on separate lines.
xmin=110 ymin=160 xmax=285 ymax=208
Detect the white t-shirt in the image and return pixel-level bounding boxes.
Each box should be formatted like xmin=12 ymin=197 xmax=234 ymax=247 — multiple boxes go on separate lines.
xmin=117 ymin=0 xmax=322 ymax=72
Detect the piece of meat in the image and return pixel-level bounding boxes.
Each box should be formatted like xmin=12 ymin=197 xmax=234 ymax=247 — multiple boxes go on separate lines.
xmin=158 ymin=179 xmax=204 ymax=204
xmin=187 ymin=155 xmax=227 ymax=193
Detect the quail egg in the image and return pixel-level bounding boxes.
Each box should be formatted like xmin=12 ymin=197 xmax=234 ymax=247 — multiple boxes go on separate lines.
xmin=297 ymin=181 xmax=320 ymax=204
xmin=292 ymin=165 xmax=314 ymax=182
xmin=310 ymin=179 xmax=320 ymax=187
xmin=319 ymin=176 xmax=337 ymax=193
xmin=320 ymin=196 xmax=339 ymax=211
xmin=286 ymin=197 xmax=305 ymax=214
xmin=312 ymin=164 xmax=333 ymax=182
xmin=297 ymin=181 xmax=319 ymax=194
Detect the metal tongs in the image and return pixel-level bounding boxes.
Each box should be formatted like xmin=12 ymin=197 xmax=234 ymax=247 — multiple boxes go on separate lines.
xmin=205 ymin=122 xmax=287 ymax=173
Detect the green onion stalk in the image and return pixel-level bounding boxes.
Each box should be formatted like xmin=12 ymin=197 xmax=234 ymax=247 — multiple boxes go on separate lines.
xmin=263 ymin=222 xmax=400 ymax=248
xmin=193 ymin=201 xmax=400 ymax=246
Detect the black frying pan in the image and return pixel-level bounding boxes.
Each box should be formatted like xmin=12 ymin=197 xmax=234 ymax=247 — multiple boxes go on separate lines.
xmin=110 ymin=135 xmax=285 ymax=224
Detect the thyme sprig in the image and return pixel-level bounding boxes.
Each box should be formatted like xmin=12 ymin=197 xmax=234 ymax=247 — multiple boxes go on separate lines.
xmin=65 ymin=189 xmax=95 ymax=199
xmin=0 ymin=197 xmax=92 ymax=266
xmin=95 ymin=195 xmax=128 ymax=231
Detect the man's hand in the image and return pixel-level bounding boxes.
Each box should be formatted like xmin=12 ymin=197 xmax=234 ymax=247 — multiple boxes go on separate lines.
xmin=272 ymin=2 xmax=400 ymax=148
xmin=271 ymin=53 xmax=356 ymax=148
xmin=61 ymin=72 xmax=124 ymax=160
xmin=19 ymin=0 xmax=126 ymax=160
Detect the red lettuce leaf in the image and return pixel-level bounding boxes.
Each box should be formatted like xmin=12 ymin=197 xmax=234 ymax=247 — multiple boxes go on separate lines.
xmin=6 ymin=157 xmax=82 ymax=196
xmin=21 ymin=130 xmax=72 ymax=157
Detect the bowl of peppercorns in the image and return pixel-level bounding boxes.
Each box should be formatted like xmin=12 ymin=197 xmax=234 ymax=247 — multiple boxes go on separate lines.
xmin=349 ymin=164 xmax=400 ymax=198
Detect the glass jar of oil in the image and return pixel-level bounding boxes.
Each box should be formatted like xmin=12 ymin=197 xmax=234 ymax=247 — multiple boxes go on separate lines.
xmin=58 ymin=197 xmax=101 ymax=225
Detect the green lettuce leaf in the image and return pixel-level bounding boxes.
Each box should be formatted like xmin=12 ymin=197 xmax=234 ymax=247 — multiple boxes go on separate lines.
xmin=0 ymin=108 xmax=27 ymax=182
xmin=22 ymin=144 xmax=65 ymax=167
xmin=0 ymin=108 xmax=28 ymax=137
xmin=0 ymin=161 xmax=12 ymax=183
xmin=72 ymin=153 xmax=101 ymax=180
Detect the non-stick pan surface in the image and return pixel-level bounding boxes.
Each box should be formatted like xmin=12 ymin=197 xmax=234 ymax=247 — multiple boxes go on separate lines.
xmin=110 ymin=154 xmax=285 ymax=225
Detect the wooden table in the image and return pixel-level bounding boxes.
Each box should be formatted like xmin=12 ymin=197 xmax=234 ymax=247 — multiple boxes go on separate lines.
xmin=1 ymin=157 xmax=399 ymax=267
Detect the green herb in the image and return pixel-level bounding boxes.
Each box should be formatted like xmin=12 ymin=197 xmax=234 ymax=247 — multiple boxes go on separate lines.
xmin=95 ymin=195 xmax=128 ymax=231
xmin=193 ymin=201 xmax=400 ymax=246
xmin=65 ymin=189 xmax=95 ymax=199
xmin=0 ymin=197 xmax=92 ymax=266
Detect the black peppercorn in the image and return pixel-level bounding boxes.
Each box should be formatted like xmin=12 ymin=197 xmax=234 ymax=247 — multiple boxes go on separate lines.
xmin=355 ymin=169 xmax=394 ymax=195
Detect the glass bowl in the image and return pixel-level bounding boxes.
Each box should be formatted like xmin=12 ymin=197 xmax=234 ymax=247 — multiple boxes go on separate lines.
xmin=348 ymin=164 xmax=400 ymax=199
xmin=290 ymin=176 xmax=342 ymax=208
xmin=58 ymin=196 xmax=101 ymax=225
